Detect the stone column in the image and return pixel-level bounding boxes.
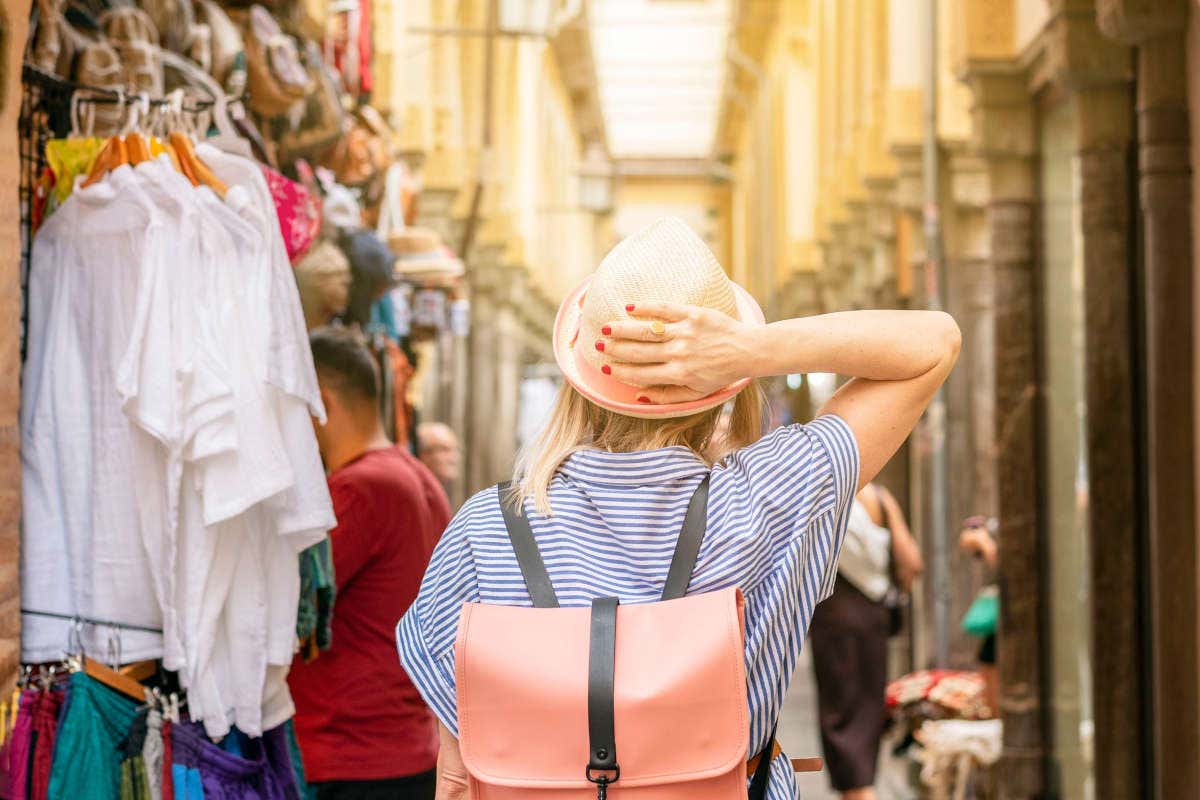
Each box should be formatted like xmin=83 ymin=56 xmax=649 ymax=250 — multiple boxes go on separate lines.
xmin=489 ymin=263 xmax=526 ymax=483
xmin=1032 ymin=7 xmax=1146 ymax=793
xmin=943 ymin=148 xmax=995 ymax=669
xmin=1098 ymin=3 xmax=1199 ymax=795
xmin=965 ymin=66 xmax=1043 ymax=797
xmin=466 ymin=245 xmax=503 ymax=495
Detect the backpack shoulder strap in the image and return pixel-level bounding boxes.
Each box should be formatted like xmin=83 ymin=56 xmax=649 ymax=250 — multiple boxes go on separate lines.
xmin=497 ymin=482 xmax=559 ymax=608
xmin=661 ymin=474 xmax=711 ymax=601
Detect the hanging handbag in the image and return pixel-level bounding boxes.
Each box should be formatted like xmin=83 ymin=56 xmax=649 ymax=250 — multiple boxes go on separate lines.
xmin=961 ymin=585 xmax=999 ymax=638
xmin=195 ymin=0 xmax=245 ymax=88
xmin=276 ymin=40 xmax=345 ymax=164
xmin=99 ymin=6 xmax=165 ymax=97
xmin=323 ymin=105 xmax=391 ymax=188
xmin=140 ymin=0 xmax=198 ymax=55
xmin=230 ymin=5 xmax=310 ymax=118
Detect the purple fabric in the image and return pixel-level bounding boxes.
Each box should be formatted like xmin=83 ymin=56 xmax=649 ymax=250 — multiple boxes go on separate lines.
xmin=3 ymin=690 xmax=37 ymax=800
xmin=171 ymin=721 xmax=299 ymax=800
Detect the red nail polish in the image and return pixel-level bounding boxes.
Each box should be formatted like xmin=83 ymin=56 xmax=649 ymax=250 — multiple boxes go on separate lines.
xmin=601 ymin=365 xmax=611 ymax=375
xmin=637 ymin=396 xmax=651 ymax=404
xmin=595 ymin=341 xmax=605 ymax=352
xmin=601 ymin=326 xmax=612 ymax=336
xmin=626 ymin=304 xmax=635 ymax=312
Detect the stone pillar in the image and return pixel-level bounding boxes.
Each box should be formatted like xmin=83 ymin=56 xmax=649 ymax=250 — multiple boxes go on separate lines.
xmin=1031 ymin=8 xmax=1147 ymax=793
xmin=0 ymin=0 xmax=30 ymax=692
xmin=466 ymin=246 xmax=503 ymax=495
xmin=966 ymin=67 xmax=1043 ymax=798
xmin=489 ymin=263 xmax=526 ymax=483
xmin=1098 ymin=2 xmax=1199 ymax=795
xmin=943 ymin=148 xmax=995 ymax=669
xmin=889 ymin=142 xmax=936 ymax=666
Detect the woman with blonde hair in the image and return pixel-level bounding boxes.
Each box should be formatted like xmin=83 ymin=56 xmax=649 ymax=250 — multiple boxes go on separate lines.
xmin=397 ymin=218 xmax=960 ymax=800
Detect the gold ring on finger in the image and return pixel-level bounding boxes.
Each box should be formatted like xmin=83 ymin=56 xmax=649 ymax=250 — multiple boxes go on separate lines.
xmin=648 ymin=320 xmax=666 ymax=337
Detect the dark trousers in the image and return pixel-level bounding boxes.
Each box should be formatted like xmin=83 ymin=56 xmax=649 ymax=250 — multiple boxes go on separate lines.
xmin=809 ymin=576 xmax=890 ymax=792
xmin=312 ymin=769 xmax=437 ymax=800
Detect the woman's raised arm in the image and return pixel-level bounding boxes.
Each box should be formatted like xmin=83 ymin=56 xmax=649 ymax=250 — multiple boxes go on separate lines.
xmin=600 ymin=306 xmax=961 ymax=489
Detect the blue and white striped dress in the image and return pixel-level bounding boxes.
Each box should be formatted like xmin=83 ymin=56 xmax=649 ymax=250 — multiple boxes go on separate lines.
xmin=397 ymin=415 xmax=859 ymax=799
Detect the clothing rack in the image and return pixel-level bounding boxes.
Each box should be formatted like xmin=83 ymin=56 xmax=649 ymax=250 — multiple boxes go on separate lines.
xmin=21 ymin=63 xmax=246 ymax=115
xmin=17 ymin=63 xmax=247 ymax=362
xmin=21 ymin=608 xmax=164 ymax=635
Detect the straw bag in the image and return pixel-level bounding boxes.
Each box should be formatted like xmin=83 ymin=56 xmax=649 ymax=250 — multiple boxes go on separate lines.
xmin=73 ymin=40 xmax=126 ymax=135
xmin=29 ymin=0 xmax=92 ymax=77
xmin=141 ymin=0 xmax=197 ymax=55
xmin=324 ymin=113 xmax=389 ymax=188
xmin=99 ymin=6 xmax=165 ymax=97
xmin=231 ymin=5 xmax=309 ymax=117
xmin=195 ymin=0 xmax=244 ymax=87
xmin=458 ymin=478 xmax=786 ymax=800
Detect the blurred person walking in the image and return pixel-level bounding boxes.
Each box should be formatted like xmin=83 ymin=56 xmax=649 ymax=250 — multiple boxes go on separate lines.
xmin=808 ymin=483 xmax=923 ymax=800
xmin=416 ymin=422 xmax=461 ymax=495
xmin=395 ymin=218 xmax=959 ymax=800
xmin=289 ymin=327 xmax=451 ymax=800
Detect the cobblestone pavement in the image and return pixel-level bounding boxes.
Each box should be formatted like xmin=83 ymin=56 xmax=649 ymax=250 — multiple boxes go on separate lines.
xmin=779 ymin=648 xmax=917 ymax=800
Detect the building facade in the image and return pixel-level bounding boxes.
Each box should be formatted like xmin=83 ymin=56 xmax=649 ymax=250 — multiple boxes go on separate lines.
xmin=368 ymin=0 xmax=611 ymax=505
xmin=716 ymin=0 xmax=1200 ymax=797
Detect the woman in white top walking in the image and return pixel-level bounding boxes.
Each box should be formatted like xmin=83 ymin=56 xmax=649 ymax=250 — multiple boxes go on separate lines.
xmin=397 ymin=218 xmax=960 ymax=800
xmin=809 ymin=482 xmax=922 ymax=800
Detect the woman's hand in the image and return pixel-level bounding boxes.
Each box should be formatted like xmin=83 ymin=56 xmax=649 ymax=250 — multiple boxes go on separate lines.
xmin=598 ymin=301 xmax=763 ymax=402
xmin=959 ymin=526 xmax=997 ymax=568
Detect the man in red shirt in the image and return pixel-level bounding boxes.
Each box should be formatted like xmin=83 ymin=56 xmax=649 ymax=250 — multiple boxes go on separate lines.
xmin=289 ymin=327 xmax=451 ymax=800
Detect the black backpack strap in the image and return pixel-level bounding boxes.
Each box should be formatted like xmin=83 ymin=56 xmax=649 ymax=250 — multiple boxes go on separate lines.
xmin=497 ymin=481 xmax=559 ymax=608
xmin=586 ymin=596 xmax=620 ymax=790
xmin=747 ymin=722 xmax=778 ymax=800
xmin=661 ymin=474 xmax=711 ymax=601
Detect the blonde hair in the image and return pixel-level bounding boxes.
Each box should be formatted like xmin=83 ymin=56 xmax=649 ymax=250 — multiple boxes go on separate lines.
xmin=512 ymin=381 xmax=767 ymax=515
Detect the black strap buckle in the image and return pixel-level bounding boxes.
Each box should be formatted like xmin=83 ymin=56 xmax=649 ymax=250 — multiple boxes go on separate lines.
xmin=586 ymin=765 xmax=619 ymax=800
xmin=586 ymin=765 xmax=620 ymax=783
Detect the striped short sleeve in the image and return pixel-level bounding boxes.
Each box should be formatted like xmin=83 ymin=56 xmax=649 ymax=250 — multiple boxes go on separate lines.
xmin=714 ymin=414 xmax=859 ymax=601
xmin=396 ymin=492 xmax=486 ymax=736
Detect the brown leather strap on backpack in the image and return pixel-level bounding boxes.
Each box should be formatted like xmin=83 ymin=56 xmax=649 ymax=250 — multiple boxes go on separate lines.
xmin=745 ymin=739 xmax=824 ymax=776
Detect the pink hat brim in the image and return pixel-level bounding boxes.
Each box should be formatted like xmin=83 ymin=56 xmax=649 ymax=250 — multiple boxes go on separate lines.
xmin=552 ymin=275 xmax=766 ymax=419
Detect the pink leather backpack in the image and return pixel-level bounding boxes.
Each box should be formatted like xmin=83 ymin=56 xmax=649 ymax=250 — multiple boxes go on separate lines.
xmin=454 ymin=476 xmax=804 ymax=799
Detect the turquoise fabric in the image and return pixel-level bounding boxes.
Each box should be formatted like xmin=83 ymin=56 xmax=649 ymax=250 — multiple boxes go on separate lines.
xmin=296 ymin=538 xmax=336 ymax=655
xmin=284 ymin=720 xmax=311 ymax=800
xmin=48 ymin=672 xmax=140 ymax=800
xmin=370 ymin=295 xmax=401 ymax=341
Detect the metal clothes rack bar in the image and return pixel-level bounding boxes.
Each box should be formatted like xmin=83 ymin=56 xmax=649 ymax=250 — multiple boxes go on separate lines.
xmin=21 ymin=63 xmax=246 ymax=115
xmin=20 ymin=608 xmax=164 ymax=635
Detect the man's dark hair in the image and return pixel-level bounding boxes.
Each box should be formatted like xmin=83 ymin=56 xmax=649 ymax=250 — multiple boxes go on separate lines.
xmin=310 ymin=326 xmax=380 ymax=406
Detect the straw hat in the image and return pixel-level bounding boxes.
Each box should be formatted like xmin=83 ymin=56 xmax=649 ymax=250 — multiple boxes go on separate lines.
xmin=554 ymin=217 xmax=764 ymax=419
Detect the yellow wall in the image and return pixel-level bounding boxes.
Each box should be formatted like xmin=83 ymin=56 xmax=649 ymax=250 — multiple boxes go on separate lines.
xmin=404 ymin=0 xmax=601 ymax=305
xmin=614 ymin=177 xmax=729 ymax=272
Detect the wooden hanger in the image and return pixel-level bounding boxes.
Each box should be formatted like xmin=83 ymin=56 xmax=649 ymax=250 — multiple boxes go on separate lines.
xmin=117 ymin=659 xmax=158 ymax=683
xmin=82 ymin=135 xmax=128 ymax=188
xmin=126 ymin=133 xmax=151 ymax=165
xmin=82 ymin=655 xmax=148 ymax=703
xmin=169 ymin=131 xmax=227 ymax=197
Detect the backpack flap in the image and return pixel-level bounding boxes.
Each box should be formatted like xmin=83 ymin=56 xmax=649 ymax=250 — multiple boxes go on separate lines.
xmin=456 ymin=587 xmax=749 ymax=790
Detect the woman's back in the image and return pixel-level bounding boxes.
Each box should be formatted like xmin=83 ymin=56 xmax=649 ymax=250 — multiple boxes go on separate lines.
xmin=398 ymin=415 xmax=858 ymax=799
